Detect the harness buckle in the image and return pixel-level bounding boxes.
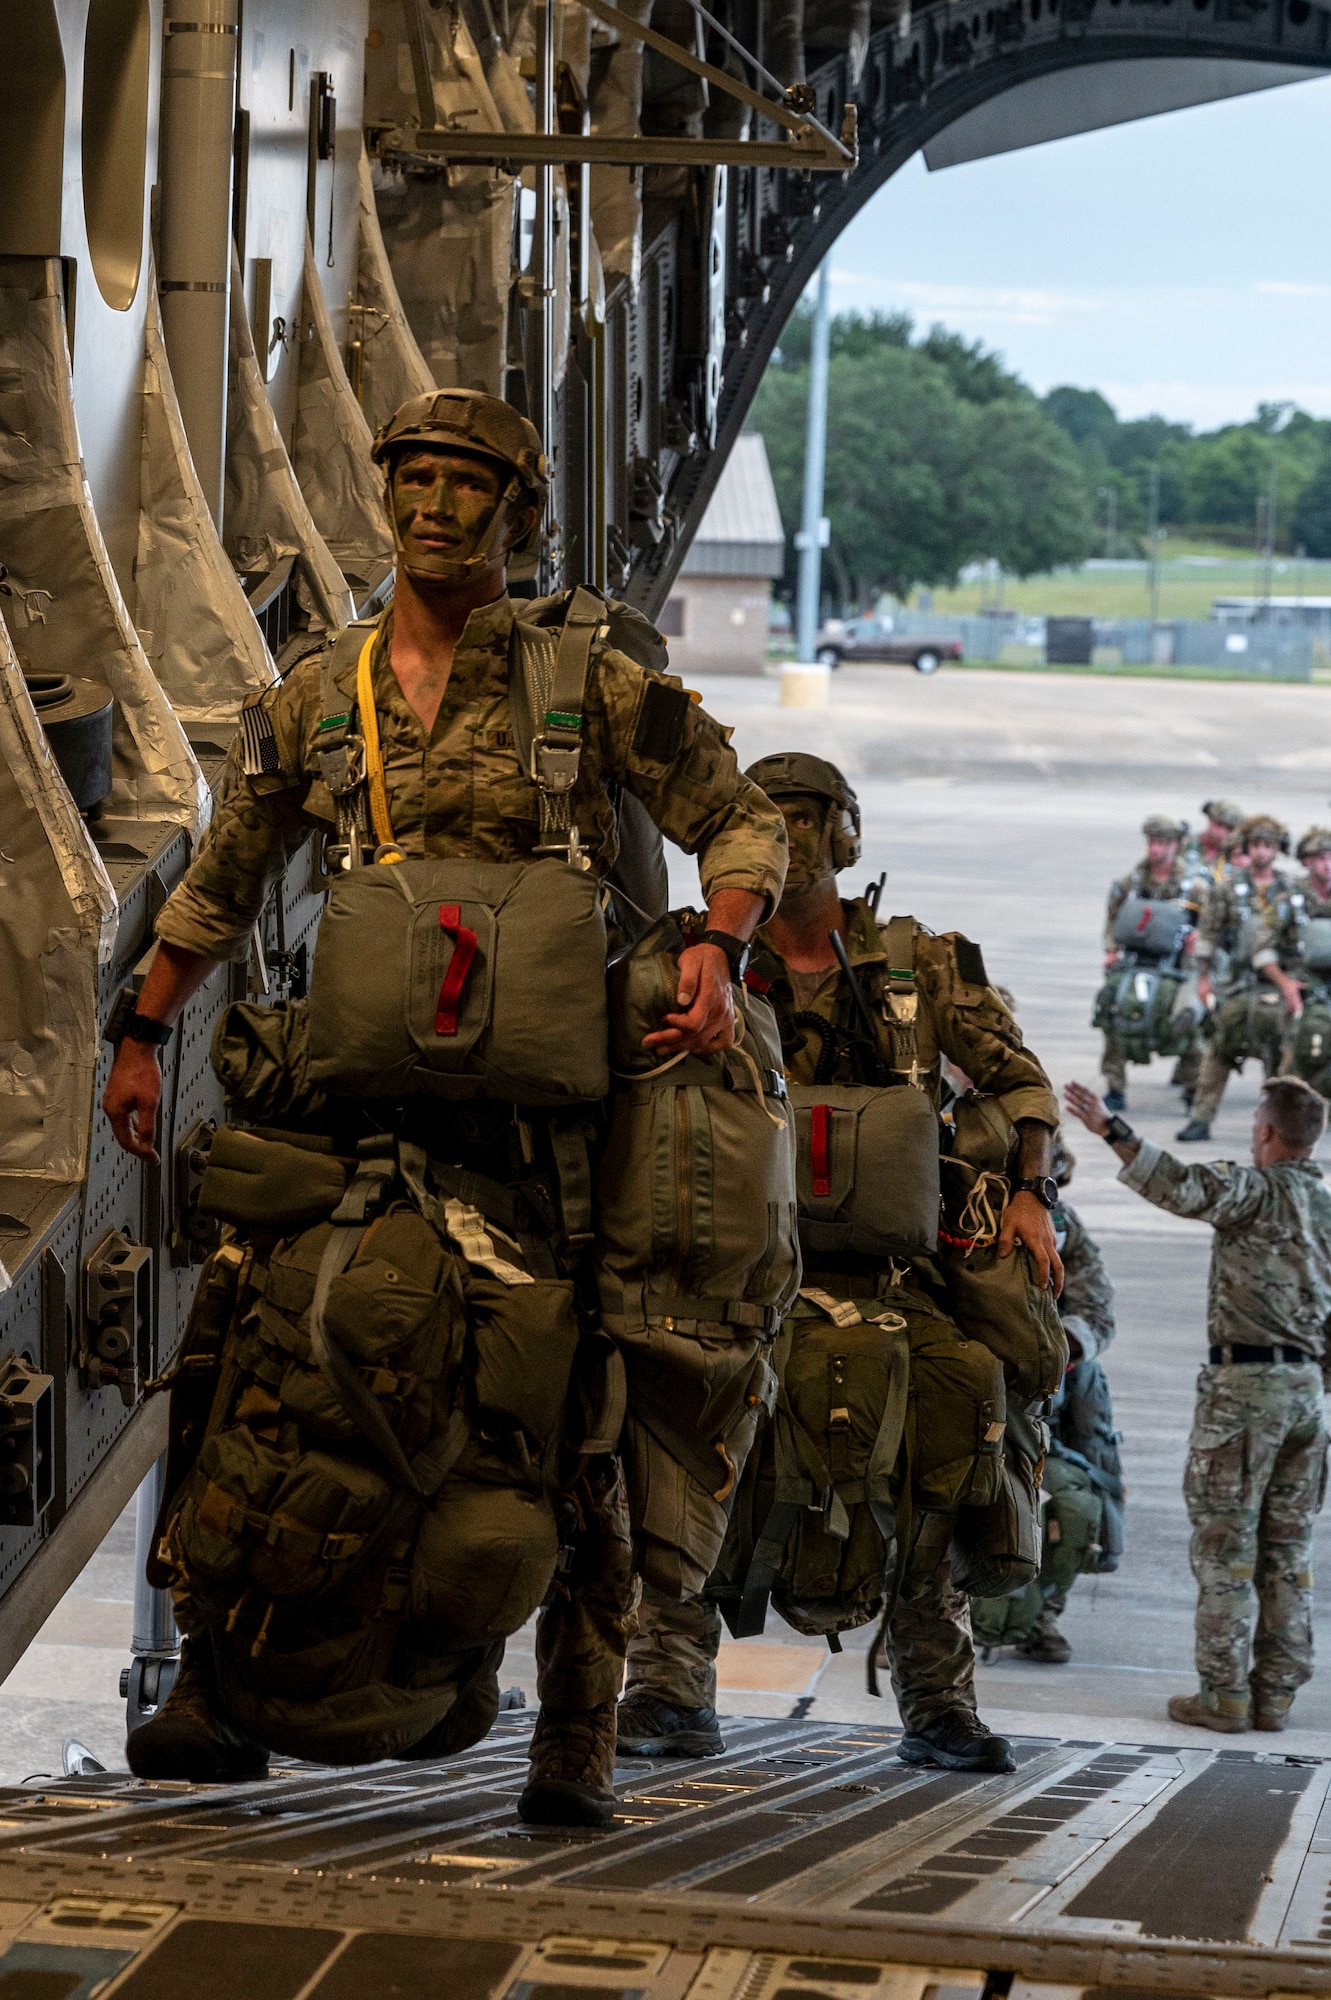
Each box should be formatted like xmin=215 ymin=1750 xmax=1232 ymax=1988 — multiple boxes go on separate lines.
xmin=532 ymin=736 xmax=581 ymax=795
xmin=317 ymin=735 xmax=366 ymax=798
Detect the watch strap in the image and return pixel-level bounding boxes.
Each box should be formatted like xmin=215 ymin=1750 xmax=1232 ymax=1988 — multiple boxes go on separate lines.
xmin=1013 ymin=1175 xmax=1057 ymax=1208
xmin=698 ymin=929 xmax=751 ymax=980
xmin=1104 ymin=1114 xmax=1136 ymax=1147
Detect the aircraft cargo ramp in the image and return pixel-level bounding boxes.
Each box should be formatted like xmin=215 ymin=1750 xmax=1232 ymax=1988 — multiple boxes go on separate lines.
xmin=1 ymin=1715 xmax=1330 ymax=2000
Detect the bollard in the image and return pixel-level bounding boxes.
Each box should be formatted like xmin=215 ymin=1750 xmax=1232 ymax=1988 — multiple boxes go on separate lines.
xmin=780 ymin=663 xmax=831 ymax=709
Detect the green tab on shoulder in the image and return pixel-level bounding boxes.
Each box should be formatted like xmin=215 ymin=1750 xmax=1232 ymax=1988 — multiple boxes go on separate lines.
xmin=544 ymin=709 xmax=582 ymax=730
xmin=319 ymin=712 xmax=350 ymax=733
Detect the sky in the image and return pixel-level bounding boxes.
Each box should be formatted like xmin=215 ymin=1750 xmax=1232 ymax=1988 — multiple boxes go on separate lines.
xmin=822 ymin=72 xmax=1331 ymax=432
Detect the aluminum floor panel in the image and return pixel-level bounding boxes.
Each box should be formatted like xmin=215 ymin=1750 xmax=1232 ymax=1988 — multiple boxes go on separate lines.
xmin=0 ymin=1718 xmax=1328 ymax=1998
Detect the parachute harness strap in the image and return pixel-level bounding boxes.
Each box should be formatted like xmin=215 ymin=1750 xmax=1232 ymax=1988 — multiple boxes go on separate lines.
xmin=356 ymin=633 xmax=396 ymax=849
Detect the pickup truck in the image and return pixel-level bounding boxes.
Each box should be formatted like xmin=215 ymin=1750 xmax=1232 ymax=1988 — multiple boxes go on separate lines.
xmin=813 ymin=617 xmax=963 ymax=674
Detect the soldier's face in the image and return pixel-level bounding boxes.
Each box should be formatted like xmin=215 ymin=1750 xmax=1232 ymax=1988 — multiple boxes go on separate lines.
xmin=1248 ymin=837 xmax=1279 ymax=871
xmin=1146 ymin=836 xmax=1179 ymax=869
xmin=777 ymin=794 xmax=837 ymax=898
xmin=391 ymin=447 xmax=506 ymax=568
xmin=1308 ymin=852 xmax=1331 ymax=894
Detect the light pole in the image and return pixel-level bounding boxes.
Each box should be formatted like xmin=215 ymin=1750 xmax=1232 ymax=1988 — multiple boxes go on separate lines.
xmin=1260 ymin=402 xmax=1295 ymax=614
xmin=1146 ymin=463 xmax=1161 ymax=629
xmin=795 ymin=260 xmax=832 ymax=665
xmin=1097 ymin=485 xmax=1117 ymax=561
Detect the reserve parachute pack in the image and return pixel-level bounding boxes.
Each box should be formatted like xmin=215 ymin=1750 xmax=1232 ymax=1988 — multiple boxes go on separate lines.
xmin=789 ymin=1083 xmax=939 ymax=1260
xmin=1096 ymin=890 xmax=1201 ymax=1064
xmin=1303 ymin=915 xmax=1331 ymax=975
xmin=149 ymin=1129 xmax=609 ymax=1764
xmin=596 ymin=915 xmax=800 ymax=1593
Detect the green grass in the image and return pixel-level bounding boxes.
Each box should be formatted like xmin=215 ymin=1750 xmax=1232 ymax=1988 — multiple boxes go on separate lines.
xmin=918 ymin=543 xmax=1331 ymax=623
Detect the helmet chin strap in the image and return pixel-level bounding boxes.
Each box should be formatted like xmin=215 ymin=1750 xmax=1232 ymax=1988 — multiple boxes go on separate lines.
xmin=387 ymin=471 xmax=524 ymax=586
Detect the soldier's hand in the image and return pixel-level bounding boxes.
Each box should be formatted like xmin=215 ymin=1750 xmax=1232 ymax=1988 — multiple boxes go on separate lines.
xmin=645 ymin=943 xmax=736 ymax=1056
xmin=103 ymin=1041 xmax=164 ymax=1163
xmin=1062 ymin=1079 xmax=1110 ymax=1136
xmin=999 ymin=1191 xmax=1064 ymax=1296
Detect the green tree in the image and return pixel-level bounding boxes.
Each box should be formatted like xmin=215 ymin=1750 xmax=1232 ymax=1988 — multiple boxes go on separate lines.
xmin=752 ymin=335 xmax=1094 ymax=605
xmin=1293 ymin=442 xmax=1331 ymax=557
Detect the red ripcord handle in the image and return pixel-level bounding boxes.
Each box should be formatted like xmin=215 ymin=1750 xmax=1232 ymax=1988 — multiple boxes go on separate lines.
xmin=810 ymin=1101 xmax=832 ymax=1198
xmin=435 ymin=904 xmax=479 ymax=1036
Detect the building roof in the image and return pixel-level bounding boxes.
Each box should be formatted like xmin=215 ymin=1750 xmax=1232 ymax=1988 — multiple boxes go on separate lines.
xmin=680 ymin=433 xmax=786 ymax=578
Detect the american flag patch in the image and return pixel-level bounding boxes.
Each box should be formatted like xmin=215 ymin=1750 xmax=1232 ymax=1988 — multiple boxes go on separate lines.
xmin=239 ymin=697 xmax=281 ymax=777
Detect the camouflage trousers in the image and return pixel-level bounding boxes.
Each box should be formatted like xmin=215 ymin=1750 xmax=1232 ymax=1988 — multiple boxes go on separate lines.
xmin=886 ymin=1510 xmax=976 ymax=1732
xmin=1184 ymin=1362 xmax=1328 ymax=1704
xmin=1102 ymin=1035 xmax=1201 ymax=1099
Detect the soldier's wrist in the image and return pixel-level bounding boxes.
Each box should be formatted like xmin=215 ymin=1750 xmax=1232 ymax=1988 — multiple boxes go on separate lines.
xmin=1104 ymin=1114 xmax=1135 ymax=1147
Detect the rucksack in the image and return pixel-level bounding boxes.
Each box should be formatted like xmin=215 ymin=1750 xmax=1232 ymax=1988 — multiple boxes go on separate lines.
xmin=150 ymin=1131 xmax=605 ymax=1764
xmin=971 ymin=1451 xmax=1103 ymax=1651
xmin=1052 ymin=1355 xmax=1124 ymax=1569
xmin=709 ymin=1285 xmax=1006 ymax=1645
xmin=1289 ymin=994 xmax=1331 ymax=1099
xmin=1093 ymin=964 xmax=1200 ymax=1062
xmin=1211 ymin=983 xmax=1286 ymax=1068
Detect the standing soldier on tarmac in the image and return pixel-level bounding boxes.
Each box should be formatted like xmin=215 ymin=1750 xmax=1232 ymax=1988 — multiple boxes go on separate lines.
xmin=723 ymin=754 xmax=1062 ymax=1775
xmin=101 ymin=390 xmax=790 ymax=1823
xmin=1179 ymin=815 xmax=1296 ymax=1142
xmin=1101 ymin=816 xmax=1197 ymax=1112
xmin=1253 ymin=831 xmax=1331 ymax=1085
xmin=1183 ymin=800 xmax=1243 ymax=891
xmin=1066 ymin=1074 xmax=1331 ymax=1735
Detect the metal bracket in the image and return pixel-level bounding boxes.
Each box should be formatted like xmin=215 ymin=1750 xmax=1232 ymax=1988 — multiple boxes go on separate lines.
xmin=392 ymin=0 xmax=856 ymax=171
xmin=173 ymin=1118 xmax=219 ymax=1267
xmin=83 ymin=1231 xmax=153 ymax=1408
xmin=0 ymin=1354 xmax=55 ymax=1525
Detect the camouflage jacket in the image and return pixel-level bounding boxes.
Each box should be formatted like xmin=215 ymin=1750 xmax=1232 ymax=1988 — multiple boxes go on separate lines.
xmin=1105 ymin=860 xmax=1200 ymax=953
xmin=1195 ymin=871 xmax=1285 ymax=979
xmin=1053 ymin=1197 xmax=1116 ymax=1360
xmin=1252 ymin=878 xmax=1331 ymax=978
xmin=1180 ymin=836 xmax=1234 ymax=889
xmin=156 ymin=596 xmax=788 ymax=961
xmin=1119 ymin=1140 xmax=1331 ymax=1360
xmin=750 ymin=897 xmax=1059 ymax=1129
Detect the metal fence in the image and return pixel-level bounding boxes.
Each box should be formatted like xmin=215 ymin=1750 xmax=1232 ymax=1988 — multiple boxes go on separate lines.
xmin=878 ymin=611 xmax=1314 ymax=680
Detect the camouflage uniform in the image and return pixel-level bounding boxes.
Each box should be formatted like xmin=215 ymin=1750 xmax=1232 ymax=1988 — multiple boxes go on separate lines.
xmin=1118 ymin=1139 xmax=1331 ymax=1717
xmin=1190 ymin=872 xmax=1289 ymax=1127
xmin=1101 ymin=859 xmax=1201 ymax=1098
xmin=752 ymin=899 xmax=1059 ymax=1731
xmin=1254 ymin=876 xmax=1331 ymax=1096
xmin=972 ymin=1194 xmax=1121 ymax=1652
xmin=155 ymin=596 xmax=788 ymax=1722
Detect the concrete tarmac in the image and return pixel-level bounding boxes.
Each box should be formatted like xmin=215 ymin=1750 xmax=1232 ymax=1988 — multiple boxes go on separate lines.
xmin=4 ymin=663 xmax=1330 ymax=1779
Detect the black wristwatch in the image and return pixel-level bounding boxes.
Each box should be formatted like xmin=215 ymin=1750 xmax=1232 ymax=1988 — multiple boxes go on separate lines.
xmin=104 ymin=988 xmax=174 ymax=1049
xmin=1013 ymin=1175 xmax=1059 ymax=1209
xmin=697 ymin=929 xmax=751 ymax=982
xmin=1104 ymin=1114 xmax=1135 ymax=1147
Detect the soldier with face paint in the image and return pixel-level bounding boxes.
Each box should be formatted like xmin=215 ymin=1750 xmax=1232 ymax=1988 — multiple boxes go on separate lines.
xmin=102 ymin=390 xmax=788 ymax=1819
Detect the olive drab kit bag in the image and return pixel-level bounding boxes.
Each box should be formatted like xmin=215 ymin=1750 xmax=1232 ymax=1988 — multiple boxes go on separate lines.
xmin=711 ymin=912 xmax=1051 ymax=1663
xmin=150 ymin=587 xmax=800 ymax=1756
xmin=594 ymin=915 xmax=800 ymax=1593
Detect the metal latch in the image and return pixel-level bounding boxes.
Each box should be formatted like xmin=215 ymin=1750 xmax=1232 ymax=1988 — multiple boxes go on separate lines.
xmin=0 ymin=1354 xmax=55 ymax=1525
xmin=173 ymin=1117 xmax=219 ymax=1266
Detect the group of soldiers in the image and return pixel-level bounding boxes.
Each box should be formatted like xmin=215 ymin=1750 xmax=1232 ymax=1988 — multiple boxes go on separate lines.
xmin=101 ymin=387 xmax=1121 ymax=1810
xmin=1101 ymin=799 xmax=1331 ymax=1140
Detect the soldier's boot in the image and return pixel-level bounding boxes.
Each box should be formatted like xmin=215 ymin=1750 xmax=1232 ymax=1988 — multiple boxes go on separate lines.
xmin=616 ymin=1689 xmax=725 ymax=1758
xmin=1176 ymin=1118 xmax=1211 ymax=1142
xmin=1016 ymin=1611 xmax=1072 ymax=1664
xmin=1253 ymin=1690 xmax=1295 ymax=1732
xmin=1104 ymin=1090 xmax=1126 ymax=1113
xmin=519 ymin=1701 xmax=618 ymax=1827
xmin=898 ymin=1709 xmax=1016 ymax=1774
xmin=1166 ymin=1689 xmax=1250 ymax=1734
xmin=125 ymin=1639 xmax=269 ymax=1783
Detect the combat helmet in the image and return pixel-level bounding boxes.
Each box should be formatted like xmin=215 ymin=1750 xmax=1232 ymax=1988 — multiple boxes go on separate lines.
xmin=745 ymin=753 xmax=862 ymax=870
xmin=1141 ymin=813 xmax=1187 ymax=842
xmin=371 ymin=389 xmax=549 ymax=584
xmin=1200 ymin=798 xmax=1242 ymax=830
xmin=1238 ymin=812 xmax=1289 ymax=854
xmin=1297 ymin=826 xmax=1331 ymax=862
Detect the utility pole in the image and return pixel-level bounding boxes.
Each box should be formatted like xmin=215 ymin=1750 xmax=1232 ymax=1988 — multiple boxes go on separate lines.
xmin=1261 ymin=451 xmax=1279 ymax=611
xmin=1146 ymin=462 xmax=1160 ymax=629
xmin=1098 ymin=485 xmax=1117 ymax=561
xmin=795 ymin=260 xmax=832 ymax=664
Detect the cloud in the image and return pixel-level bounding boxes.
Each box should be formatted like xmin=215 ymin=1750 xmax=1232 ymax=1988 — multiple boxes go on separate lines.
xmin=824 ymin=270 xmax=1102 ymax=327
xmin=1255 ymin=281 xmax=1331 ymax=298
xmin=1092 ymin=379 xmax=1331 ymax=427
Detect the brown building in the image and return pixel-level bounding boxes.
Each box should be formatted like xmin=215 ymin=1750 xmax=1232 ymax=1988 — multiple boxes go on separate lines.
xmin=658 ymin=435 xmax=785 ymax=675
